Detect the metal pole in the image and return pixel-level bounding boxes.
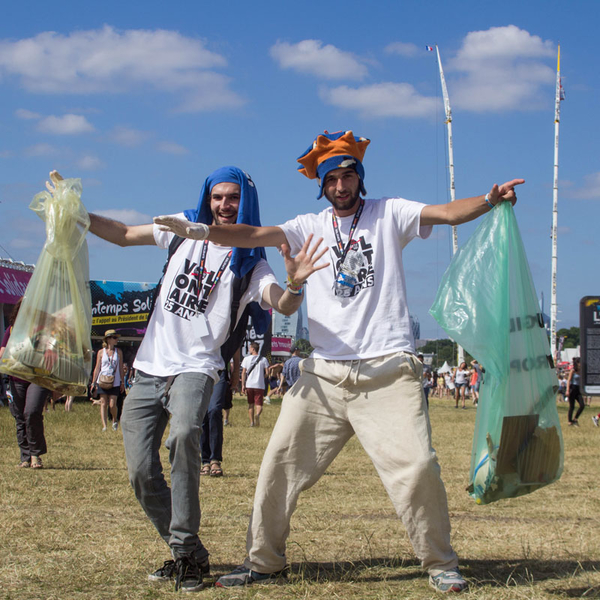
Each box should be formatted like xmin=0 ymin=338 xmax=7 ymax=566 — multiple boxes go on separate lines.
xmin=550 ymin=45 xmax=561 ymax=361
xmin=436 ymin=45 xmax=464 ymax=365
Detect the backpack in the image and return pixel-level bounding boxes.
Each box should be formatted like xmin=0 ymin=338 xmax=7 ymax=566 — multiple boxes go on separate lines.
xmin=148 ymin=235 xmax=253 ymax=366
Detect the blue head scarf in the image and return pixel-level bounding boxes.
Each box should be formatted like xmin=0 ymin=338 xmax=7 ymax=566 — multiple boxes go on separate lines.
xmin=184 ymin=166 xmax=270 ymax=334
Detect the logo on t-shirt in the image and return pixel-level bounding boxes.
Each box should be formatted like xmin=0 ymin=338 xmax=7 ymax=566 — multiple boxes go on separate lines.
xmin=331 ymin=235 xmax=374 ymax=297
xmin=163 ymin=258 xmax=216 ymax=320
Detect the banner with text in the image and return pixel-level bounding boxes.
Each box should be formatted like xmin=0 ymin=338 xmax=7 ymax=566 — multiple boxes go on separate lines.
xmin=0 ymin=266 xmax=32 ymax=304
xmin=90 ymin=280 xmax=157 ymax=338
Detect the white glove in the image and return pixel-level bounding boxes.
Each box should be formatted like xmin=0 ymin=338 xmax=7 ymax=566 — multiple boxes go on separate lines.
xmin=153 ymin=216 xmax=209 ymax=240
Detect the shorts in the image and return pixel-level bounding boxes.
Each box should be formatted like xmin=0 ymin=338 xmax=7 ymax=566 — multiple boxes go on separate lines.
xmin=246 ymin=388 xmax=264 ymax=406
xmin=98 ymin=385 xmax=120 ymax=396
xmin=455 ymin=382 xmax=468 ymax=388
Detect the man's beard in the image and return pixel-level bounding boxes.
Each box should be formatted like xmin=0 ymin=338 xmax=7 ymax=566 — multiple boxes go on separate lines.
xmin=324 ymin=187 xmax=361 ymax=213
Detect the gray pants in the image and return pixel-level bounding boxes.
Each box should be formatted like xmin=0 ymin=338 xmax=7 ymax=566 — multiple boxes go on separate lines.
xmin=121 ymin=371 xmax=213 ymax=560
xmin=244 ymin=351 xmax=458 ymax=575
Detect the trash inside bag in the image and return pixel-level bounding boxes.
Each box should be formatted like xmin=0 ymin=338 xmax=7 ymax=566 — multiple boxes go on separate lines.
xmin=0 ymin=177 xmax=92 ymax=396
xmin=430 ymin=202 xmax=563 ymax=504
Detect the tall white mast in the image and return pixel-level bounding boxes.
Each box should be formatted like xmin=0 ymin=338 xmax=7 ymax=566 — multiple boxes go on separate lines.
xmin=435 ymin=44 xmax=464 ymax=365
xmin=550 ymin=45 xmax=562 ymax=361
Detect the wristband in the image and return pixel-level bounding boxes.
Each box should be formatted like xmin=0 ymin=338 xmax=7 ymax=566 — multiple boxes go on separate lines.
xmin=485 ymin=193 xmax=496 ymax=210
xmin=286 ymin=277 xmax=304 ymax=295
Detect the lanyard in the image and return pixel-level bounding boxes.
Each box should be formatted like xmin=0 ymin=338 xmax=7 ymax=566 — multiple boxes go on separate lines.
xmin=331 ymin=199 xmax=364 ymax=264
xmin=197 ymin=240 xmax=232 ymax=304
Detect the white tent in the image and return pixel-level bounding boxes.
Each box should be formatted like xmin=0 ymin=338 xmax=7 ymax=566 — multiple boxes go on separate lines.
xmin=437 ymin=361 xmax=452 ymax=374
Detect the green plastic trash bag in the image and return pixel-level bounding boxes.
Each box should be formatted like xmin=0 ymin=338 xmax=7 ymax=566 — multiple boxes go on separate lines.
xmin=430 ymin=202 xmax=563 ymax=505
xmin=0 ymin=177 xmax=92 ymax=396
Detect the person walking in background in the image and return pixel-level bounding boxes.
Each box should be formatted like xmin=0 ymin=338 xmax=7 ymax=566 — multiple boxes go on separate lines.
xmin=282 ymin=346 xmax=302 ymax=391
xmin=241 ymin=342 xmax=270 ymax=427
xmin=91 ymin=330 xmax=125 ymax=432
xmin=454 ymin=362 xmax=470 ymax=409
xmin=201 ymin=349 xmax=240 ymax=477
xmin=566 ymin=357 xmax=585 ymax=426
xmin=0 ymin=298 xmax=51 ymax=469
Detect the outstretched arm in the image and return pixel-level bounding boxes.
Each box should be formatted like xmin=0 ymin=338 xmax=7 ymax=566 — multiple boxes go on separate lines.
xmin=154 ymin=215 xmax=289 ymax=248
xmin=261 ymin=234 xmax=330 ymax=316
xmin=421 ymin=179 xmax=524 ymax=226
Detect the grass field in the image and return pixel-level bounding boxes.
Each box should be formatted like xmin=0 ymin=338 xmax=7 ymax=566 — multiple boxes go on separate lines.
xmin=0 ymin=395 xmax=599 ymax=599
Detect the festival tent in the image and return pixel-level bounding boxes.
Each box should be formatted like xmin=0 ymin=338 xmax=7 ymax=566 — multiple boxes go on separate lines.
xmin=437 ymin=361 xmax=452 ymax=374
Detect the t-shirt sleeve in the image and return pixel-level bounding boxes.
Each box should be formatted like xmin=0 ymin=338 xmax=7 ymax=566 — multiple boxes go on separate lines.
xmin=278 ymin=214 xmax=314 ymax=256
xmin=153 ymin=212 xmax=187 ymax=249
xmin=242 ymin=259 xmax=279 ymax=309
xmin=390 ymin=198 xmax=432 ymax=247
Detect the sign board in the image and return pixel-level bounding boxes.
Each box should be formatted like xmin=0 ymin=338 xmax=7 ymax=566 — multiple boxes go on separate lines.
xmin=240 ymin=316 xmax=271 ymax=359
xmin=272 ymin=336 xmax=293 ymax=355
xmin=580 ymin=296 xmax=600 ymax=395
xmin=90 ymin=280 xmax=157 ymax=338
xmin=272 ymin=311 xmax=298 ymax=338
xmin=0 ymin=266 xmax=31 ymax=304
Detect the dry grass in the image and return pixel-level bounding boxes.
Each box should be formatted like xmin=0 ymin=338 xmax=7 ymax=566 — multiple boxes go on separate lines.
xmin=0 ymin=395 xmax=599 ymax=599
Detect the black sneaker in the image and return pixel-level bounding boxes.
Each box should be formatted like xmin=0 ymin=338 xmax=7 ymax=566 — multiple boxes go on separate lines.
xmin=215 ymin=565 xmax=287 ymax=588
xmin=174 ymin=555 xmax=204 ymax=592
xmin=149 ymin=557 xmax=210 ymax=582
xmin=148 ymin=559 xmax=176 ymax=582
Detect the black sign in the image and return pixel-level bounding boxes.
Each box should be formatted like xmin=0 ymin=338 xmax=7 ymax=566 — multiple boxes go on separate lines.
xmin=580 ymin=296 xmax=600 ymax=395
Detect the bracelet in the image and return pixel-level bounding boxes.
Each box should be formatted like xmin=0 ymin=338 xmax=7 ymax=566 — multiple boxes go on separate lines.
xmin=286 ymin=277 xmax=304 ymax=295
xmin=485 ymin=193 xmax=496 ymax=210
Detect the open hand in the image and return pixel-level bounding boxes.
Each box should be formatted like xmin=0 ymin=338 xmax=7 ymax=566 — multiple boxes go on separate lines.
xmin=282 ymin=234 xmax=330 ymax=286
xmin=153 ymin=215 xmax=209 ymax=240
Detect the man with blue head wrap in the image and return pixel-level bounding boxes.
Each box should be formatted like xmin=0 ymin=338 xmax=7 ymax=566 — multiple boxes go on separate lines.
xmin=169 ymin=132 xmax=523 ymax=595
xmin=63 ymin=165 xmax=328 ymax=593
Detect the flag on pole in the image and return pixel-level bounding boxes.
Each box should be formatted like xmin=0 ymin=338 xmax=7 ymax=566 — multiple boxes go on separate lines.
xmin=425 ymin=45 xmax=434 ymax=51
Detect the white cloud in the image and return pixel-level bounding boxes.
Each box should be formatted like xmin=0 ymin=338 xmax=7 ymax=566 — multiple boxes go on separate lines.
xmin=156 ymin=141 xmax=188 ymax=155
xmin=384 ymin=42 xmax=419 ymax=57
xmin=95 ymin=208 xmax=151 ymax=225
xmin=24 ymin=143 xmax=58 ymax=157
xmin=449 ymin=25 xmax=556 ymax=112
xmin=15 ymin=108 xmax=41 ymax=119
xmin=76 ymin=155 xmax=104 ymax=170
xmin=0 ymin=26 xmax=243 ymax=112
xmin=37 ymin=114 xmax=95 ymax=134
xmin=270 ymin=40 xmax=368 ymax=80
xmin=320 ymin=83 xmax=438 ymax=118
xmin=571 ymin=172 xmax=600 ymax=199
xmin=108 ymin=126 xmax=152 ymax=147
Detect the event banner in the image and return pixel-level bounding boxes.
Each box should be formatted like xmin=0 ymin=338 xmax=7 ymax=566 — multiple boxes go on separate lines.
xmin=272 ymin=310 xmax=299 ymax=338
xmin=580 ymin=296 xmax=600 ymax=395
xmin=271 ymin=336 xmax=293 ymax=354
xmin=90 ymin=280 xmax=157 ymax=338
xmin=0 ymin=265 xmax=32 ymax=304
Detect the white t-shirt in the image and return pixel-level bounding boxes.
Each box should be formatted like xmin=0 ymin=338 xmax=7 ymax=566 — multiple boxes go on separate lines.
xmin=134 ymin=215 xmax=278 ymax=381
xmin=279 ymin=197 xmax=431 ymax=360
xmin=241 ymin=355 xmax=269 ymax=389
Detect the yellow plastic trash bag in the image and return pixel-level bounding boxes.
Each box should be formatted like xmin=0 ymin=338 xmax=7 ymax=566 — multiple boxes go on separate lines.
xmin=0 ymin=177 xmax=92 ymax=395
xmin=430 ymin=202 xmax=563 ymax=504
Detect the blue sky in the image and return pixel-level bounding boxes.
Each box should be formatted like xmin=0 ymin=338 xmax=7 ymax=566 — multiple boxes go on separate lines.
xmin=1 ymin=0 xmax=598 ymax=340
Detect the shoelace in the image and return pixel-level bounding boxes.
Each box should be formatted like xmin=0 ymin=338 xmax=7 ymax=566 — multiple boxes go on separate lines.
xmin=174 ymin=557 xmax=198 ymax=591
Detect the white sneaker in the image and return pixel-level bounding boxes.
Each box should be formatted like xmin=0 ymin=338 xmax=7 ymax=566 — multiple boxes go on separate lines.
xmin=102 ymin=426 xmax=107 ymax=432
xmin=592 ymin=416 xmax=599 ymax=427
xmin=112 ymin=421 xmax=119 ymax=431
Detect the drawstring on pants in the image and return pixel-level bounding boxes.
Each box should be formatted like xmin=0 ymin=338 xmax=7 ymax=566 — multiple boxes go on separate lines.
xmin=335 ymin=359 xmax=362 ymax=388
